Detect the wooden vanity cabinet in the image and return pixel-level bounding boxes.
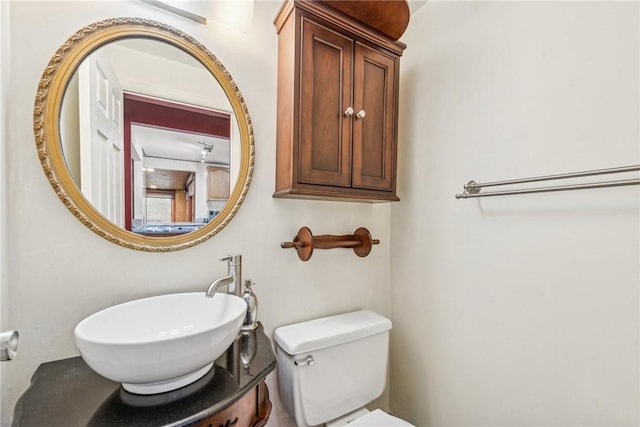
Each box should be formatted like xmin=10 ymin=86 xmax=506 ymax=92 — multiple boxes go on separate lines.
xmin=274 ymin=0 xmax=408 ymax=202
xmin=13 ymin=324 xmax=277 ymax=427
xmin=194 ymin=381 xmax=271 ymax=427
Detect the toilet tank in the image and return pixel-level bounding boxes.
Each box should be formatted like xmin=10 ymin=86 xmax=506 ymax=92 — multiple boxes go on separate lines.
xmin=274 ymin=310 xmax=392 ymax=427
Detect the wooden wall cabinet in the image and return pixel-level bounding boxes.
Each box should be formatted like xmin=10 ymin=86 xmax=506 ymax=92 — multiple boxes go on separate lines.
xmin=207 ymin=166 xmax=230 ymax=200
xmin=274 ymin=0 xmax=408 ymax=202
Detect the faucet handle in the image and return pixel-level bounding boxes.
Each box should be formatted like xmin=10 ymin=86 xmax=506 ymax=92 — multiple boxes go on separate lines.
xmin=220 ymin=254 xmax=242 ymax=264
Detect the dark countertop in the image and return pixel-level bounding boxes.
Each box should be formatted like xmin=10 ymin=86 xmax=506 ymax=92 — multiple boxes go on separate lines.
xmin=12 ymin=324 xmax=276 ymax=427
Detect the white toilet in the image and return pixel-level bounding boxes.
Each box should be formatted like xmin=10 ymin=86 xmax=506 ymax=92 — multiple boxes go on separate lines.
xmin=274 ymin=310 xmax=414 ymax=427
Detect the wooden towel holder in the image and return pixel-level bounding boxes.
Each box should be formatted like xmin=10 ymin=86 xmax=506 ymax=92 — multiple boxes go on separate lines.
xmin=281 ymin=226 xmax=380 ymax=261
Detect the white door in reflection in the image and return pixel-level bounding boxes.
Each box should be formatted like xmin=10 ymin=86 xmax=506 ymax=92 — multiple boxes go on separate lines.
xmin=78 ymin=50 xmax=124 ymax=227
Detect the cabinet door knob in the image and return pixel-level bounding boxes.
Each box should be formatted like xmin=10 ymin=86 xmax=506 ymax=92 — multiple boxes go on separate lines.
xmin=344 ymin=107 xmax=354 ymax=117
xmin=356 ymin=109 xmax=366 ymax=119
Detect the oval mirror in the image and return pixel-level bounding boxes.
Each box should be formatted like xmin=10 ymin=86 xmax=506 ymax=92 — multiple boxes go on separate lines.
xmin=34 ymin=18 xmax=254 ymax=251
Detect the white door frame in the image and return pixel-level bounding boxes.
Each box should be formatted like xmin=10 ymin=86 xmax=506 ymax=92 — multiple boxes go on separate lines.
xmin=0 ymin=0 xmax=11 ymax=424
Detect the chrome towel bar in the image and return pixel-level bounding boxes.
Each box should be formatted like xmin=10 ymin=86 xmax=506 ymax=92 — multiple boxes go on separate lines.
xmin=455 ymin=165 xmax=640 ymax=199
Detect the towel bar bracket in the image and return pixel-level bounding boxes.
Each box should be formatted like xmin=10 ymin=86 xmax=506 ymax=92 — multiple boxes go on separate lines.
xmin=464 ymin=180 xmax=481 ymax=194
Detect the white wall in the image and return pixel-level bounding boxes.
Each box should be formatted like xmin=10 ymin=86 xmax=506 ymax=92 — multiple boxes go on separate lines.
xmin=391 ymin=1 xmax=639 ymax=426
xmin=2 ymin=2 xmax=391 ymax=426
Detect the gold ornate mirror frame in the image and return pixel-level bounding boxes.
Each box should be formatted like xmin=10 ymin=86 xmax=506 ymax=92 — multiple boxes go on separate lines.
xmin=34 ymin=18 xmax=254 ymax=252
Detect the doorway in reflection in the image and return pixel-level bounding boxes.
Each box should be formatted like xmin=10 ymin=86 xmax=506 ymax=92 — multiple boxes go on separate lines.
xmin=146 ymin=192 xmax=173 ymax=223
xmin=145 ymin=175 xmax=194 ymax=224
xmin=125 ymin=93 xmax=231 ymax=235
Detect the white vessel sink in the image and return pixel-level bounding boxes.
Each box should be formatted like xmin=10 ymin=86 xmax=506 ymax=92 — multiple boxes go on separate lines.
xmin=74 ymin=292 xmax=246 ymax=395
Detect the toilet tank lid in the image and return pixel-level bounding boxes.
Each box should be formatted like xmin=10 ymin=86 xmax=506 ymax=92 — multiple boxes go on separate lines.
xmin=274 ymin=310 xmax=392 ymax=355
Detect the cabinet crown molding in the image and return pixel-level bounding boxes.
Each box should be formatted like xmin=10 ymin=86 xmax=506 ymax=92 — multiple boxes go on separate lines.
xmin=275 ymin=0 xmax=408 ymax=56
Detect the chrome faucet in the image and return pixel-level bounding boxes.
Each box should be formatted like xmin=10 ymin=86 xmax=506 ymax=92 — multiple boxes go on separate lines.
xmin=206 ymin=255 xmax=242 ymax=297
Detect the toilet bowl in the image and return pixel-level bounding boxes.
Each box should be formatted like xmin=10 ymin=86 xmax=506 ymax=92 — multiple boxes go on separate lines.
xmin=274 ymin=310 xmax=414 ymax=427
xmin=324 ymin=408 xmax=413 ymax=427
xmin=346 ymin=409 xmax=414 ymax=426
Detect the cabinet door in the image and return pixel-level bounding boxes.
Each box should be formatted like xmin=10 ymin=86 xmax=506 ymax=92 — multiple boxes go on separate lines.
xmin=207 ymin=166 xmax=230 ymax=200
xmin=299 ymin=17 xmax=353 ymax=188
xmin=194 ymin=386 xmax=257 ymax=427
xmin=352 ymin=42 xmax=397 ymax=192
xmin=194 ymin=382 xmax=272 ymax=427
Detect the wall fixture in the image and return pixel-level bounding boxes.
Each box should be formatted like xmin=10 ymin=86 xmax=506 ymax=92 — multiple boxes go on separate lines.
xmin=281 ymin=226 xmax=379 ymax=261
xmin=140 ymin=0 xmax=255 ymax=33
xmin=198 ymin=141 xmax=214 ymax=163
xmin=139 ymin=0 xmax=207 ymax=24
xmin=455 ymin=164 xmax=640 ymax=199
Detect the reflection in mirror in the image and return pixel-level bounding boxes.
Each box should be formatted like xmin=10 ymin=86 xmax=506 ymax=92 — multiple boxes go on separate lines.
xmin=59 ymin=38 xmax=240 ymax=237
xmin=35 ymin=19 xmax=254 ymax=251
